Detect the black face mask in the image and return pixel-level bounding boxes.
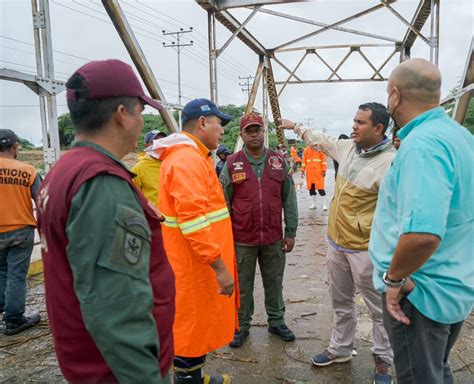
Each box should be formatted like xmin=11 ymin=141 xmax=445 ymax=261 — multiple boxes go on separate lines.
xmin=387 ymin=90 xmax=401 ymax=129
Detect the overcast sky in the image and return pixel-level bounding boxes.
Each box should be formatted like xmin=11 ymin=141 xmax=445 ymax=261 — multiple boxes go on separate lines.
xmin=0 ymin=0 xmax=472 ymax=145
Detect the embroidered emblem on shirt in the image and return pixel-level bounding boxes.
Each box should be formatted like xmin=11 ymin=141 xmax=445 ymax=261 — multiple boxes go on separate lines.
xmin=269 ymin=156 xmax=283 ymax=170
xmin=232 ymin=172 xmax=246 ymax=183
xmin=232 ymin=161 xmax=244 ymax=171
xmin=124 ymin=233 xmax=142 ymax=264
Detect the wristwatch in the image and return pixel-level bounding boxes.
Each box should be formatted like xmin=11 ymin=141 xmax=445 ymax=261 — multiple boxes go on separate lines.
xmin=382 ymin=271 xmax=406 ymax=288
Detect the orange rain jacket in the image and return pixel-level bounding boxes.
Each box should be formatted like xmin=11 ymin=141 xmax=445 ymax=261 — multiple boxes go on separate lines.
xmin=149 ymin=132 xmax=238 ymax=358
xmin=290 ymin=146 xmax=301 ymax=163
xmin=301 ymin=146 xmax=327 ymax=190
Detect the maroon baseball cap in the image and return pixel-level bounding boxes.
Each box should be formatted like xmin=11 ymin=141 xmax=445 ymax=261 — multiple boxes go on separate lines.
xmin=240 ymin=113 xmax=263 ymax=130
xmin=66 ymin=59 xmax=162 ymax=110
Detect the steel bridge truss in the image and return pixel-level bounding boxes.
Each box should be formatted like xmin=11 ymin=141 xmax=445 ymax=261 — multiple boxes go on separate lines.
xmin=197 ymin=0 xmax=441 ymax=147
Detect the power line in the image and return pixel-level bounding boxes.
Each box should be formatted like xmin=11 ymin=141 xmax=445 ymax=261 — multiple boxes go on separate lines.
xmin=239 ymin=75 xmax=254 ymax=96
xmin=162 ymin=27 xmax=194 ymax=106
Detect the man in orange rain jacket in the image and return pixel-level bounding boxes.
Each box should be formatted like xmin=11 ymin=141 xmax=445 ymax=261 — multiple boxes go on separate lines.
xmin=301 ymin=146 xmax=328 ymax=211
xmin=149 ymin=98 xmax=237 ymax=384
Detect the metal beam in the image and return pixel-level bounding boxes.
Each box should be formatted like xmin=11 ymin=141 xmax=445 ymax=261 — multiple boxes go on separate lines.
xmin=213 ymin=9 xmax=266 ymax=55
xmin=277 ymin=51 xmax=307 ymax=97
xmin=271 ymin=55 xmax=303 ymax=82
xmin=253 ymin=7 xmax=400 ymax=44
xmin=264 ymin=57 xmax=285 ymax=145
xmin=383 ymin=1 xmax=430 ymax=45
xmin=452 ymin=38 xmax=473 ymax=124
xmin=275 ymin=79 xmax=387 ymax=85
xmin=197 ymin=0 xmax=305 ymax=11
xmin=312 ymin=51 xmax=341 ymax=80
xmin=356 ymin=48 xmax=383 ymax=80
xmin=276 ymin=43 xmax=396 ymax=53
xmin=401 ymin=0 xmax=432 ymax=55
xmin=217 ymin=6 xmax=259 ymax=57
xmin=208 ymin=10 xmax=218 ymax=102
xmin=245 ymin=56 xmax=265 ymax=114
xmin=273 ymin=1 xmax=395 ymax=51
xmin=102 ymin=0 xmax=178 ymax=133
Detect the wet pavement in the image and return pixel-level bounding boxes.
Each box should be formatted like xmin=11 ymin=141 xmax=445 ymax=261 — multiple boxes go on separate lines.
xmin=1 ymin=172 xmax=473 ymax=383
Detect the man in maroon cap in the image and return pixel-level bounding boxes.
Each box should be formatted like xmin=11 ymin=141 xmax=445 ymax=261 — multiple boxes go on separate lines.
xmin=36 ymin=59 xmax=175 ymax=383
xmin=219 ymin=113 xmax=298 ymax=347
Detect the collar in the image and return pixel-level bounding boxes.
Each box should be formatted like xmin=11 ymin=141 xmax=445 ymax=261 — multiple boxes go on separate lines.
xmin=243 ymin=146 xmax=267 ymax=165
xmin=398 ymin=107 xmax=446 ymax=140
xmin=71 ymin=141 xmax=134 ymax=177
xmin=357 ymin=136 xmax=390 ymax=156
xmin=183 ymin=132 xmax=211 ymax=157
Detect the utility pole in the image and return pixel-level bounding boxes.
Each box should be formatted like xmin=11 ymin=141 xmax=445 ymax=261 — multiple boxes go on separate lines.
xmin=239 ymin=75 xmax=254 ymax=96
xmin=303 ymin=118 xmax=314 ymax=127
xmin=162 ymin=27 xmax=193 ymax=107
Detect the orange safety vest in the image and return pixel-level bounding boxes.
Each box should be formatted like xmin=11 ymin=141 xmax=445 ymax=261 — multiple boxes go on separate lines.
xmin=0 ymin=158 xmax=37 ymax=233
xmin=301 ymin=146 xmax=327 ymax=190
xmin=154 ymin=132 xmax=238 ymax=358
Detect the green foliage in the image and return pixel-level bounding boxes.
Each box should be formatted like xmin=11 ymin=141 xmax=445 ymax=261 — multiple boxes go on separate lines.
xmin=55 ymin=104 xmax=296 ymax=151
xmin=463 ymin=98 xmax=474 ymax=134
xmin=18 ymin=137 xmax=34 ymax=150
xmin=57 ymin=113 xmax=75 ymax=148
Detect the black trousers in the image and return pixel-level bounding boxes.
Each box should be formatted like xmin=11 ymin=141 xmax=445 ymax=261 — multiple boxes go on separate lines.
xmin=382 ymin=294 xmax=463 ymax=384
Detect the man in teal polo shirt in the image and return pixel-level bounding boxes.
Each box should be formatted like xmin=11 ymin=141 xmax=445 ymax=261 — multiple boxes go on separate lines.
xmin=369 ymin=58 xmax=473 ymax=383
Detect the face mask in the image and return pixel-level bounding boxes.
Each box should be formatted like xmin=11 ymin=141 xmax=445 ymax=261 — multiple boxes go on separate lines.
xmin=387 ymin=90 xmax=401 ymax=128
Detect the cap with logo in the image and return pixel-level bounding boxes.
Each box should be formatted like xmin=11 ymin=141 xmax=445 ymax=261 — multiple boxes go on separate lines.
xmin=240 ymin=113 xmax=264 ymax=131
xmin=0 ymin=129 xmax=19 ymax=148
xmin=66 ymin=59 xmax=162 ymax=111
xmin=181 ymin=98 xmax=232 ymax=127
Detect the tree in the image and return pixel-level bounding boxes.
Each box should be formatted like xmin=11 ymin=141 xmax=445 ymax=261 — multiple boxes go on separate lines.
xmin=55 ymin=104 xmax=289 ymax=151
xmin=57 ymin=113 xmax=75 ymax=148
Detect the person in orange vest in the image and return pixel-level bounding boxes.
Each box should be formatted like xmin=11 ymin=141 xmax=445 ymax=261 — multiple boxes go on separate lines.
xmin=290 ymin=145 xmax=301 ymax=173
xmin=149 ymin=98 xmax=237 ymax=384
xmin=0 ymin=129 xmax=42 ymax=335
xmin=301 ymin=146 xmax=327 ymax=210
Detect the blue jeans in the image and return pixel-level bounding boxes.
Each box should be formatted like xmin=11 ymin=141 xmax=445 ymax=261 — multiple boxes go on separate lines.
xmin=0 ymin=226 xmax=35 ymax=322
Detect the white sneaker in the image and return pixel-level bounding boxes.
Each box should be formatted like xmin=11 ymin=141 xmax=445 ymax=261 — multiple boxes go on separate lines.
xmin=309 ymin=204 xmax=316 ymax=210
xmin=322 ymin=204 xmax=328 ymax=211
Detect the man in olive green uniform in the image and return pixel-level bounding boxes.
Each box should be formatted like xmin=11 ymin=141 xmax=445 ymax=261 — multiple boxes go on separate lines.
xmin=37 ymin=59 xmax=175 ymax=383
xmin=219 ymin=113 xmax=298 ymax=347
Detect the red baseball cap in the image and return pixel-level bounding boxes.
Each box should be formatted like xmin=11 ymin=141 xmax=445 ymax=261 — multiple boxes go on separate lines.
xmin=66 ymin=59 xmax=162 ymax=110
xmin=240 ymin=113 xmax=263 ymax=130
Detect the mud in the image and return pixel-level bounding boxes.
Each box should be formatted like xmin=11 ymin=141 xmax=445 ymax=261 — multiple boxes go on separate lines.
xmin=1 ymin=173 xmax=473 ymax=383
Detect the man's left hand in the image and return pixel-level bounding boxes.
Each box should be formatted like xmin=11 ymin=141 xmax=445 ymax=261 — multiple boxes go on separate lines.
xmin=386 ymin=277 xmax=416 ymax=325
xmin=283 ymin=237 xmax=295 ymax=253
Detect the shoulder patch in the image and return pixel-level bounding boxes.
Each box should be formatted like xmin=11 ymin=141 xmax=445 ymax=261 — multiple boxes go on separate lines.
xmin=219 ymin=172 xmax=229 ymax=186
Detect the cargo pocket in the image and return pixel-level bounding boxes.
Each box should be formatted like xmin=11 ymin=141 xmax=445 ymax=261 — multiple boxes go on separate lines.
xmin=97 ymin=204 xmax=152 ymax=280
xmin=232 ymin=201 xmax=253 ymax=232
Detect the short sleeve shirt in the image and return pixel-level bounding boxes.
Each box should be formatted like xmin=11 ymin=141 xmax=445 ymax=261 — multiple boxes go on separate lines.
xmin=369 ymin=107 xmax=474 ymax=324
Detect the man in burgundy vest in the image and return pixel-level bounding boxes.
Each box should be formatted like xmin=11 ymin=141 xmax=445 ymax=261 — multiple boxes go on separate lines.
xmin=36 ymin=59 xmax=175 ymax=383
xmin=219 ymin=113 xmax=298 ymax=348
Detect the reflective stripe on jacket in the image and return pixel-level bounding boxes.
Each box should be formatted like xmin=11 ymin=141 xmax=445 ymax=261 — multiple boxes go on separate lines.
xmin=150 ymin=132 xmax=238 ymax=357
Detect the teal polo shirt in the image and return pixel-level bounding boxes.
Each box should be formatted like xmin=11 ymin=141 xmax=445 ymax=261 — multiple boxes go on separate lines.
xmin=369 ymin=107 xmax=474 ymax=324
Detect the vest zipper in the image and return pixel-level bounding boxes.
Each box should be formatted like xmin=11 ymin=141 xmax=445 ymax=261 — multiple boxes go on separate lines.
xmin=258 ymin=176 xmax=264 ymax=244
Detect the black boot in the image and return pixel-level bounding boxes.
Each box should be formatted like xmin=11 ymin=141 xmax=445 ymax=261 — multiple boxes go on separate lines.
xmin=229 ymin=329 xmax=249 ymax=348
xmin=4 ymin=312 xmax=41 ymax=336
xmin=268 ymin=324 xmax=295 ymax=341
xmin=174 ymin=357 xmax=231 ymax=384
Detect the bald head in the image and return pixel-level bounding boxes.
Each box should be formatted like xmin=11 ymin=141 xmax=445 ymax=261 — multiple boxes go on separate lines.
xmin=389 ymin=58 xmax=441 ymax=104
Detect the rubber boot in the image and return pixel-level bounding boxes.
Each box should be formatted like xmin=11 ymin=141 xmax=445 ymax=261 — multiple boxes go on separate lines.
xmin=321 ymin=195 xmax=328 ymax=211
xmin=309 ymin=195 xmax=317 ymax=210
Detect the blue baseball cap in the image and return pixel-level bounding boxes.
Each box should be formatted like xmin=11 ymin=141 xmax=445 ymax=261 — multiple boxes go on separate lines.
xmin=181 ymin=98 xmax=232 ymax=127
xmin=144 ymin=130 xmax=167 ymax=144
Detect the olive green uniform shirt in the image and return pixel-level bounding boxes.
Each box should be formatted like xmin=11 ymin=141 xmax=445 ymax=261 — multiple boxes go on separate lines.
xmin=219 ymin=147 xmax=298 ymax=239
xmin=66 ymin=142 xmax=167 ymax=383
